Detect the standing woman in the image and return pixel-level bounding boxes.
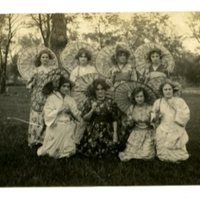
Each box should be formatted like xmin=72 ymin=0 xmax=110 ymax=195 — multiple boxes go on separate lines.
xmin=27 ymin=49 xmax=59 ymax=147
xmin=78 ymin=78 xmax=119 ymax=158
xmin=151 ymin=80 xmax=190 ymax=162
xmin=144 ymin=48 xmax=168 ymax=82
xmin=70 ymin=48 xmax=97 ymax=82
xmin=109 ymin=45 xmax=137 ymax=87
xmin=37 ymin=76 xmax=80 ymax=159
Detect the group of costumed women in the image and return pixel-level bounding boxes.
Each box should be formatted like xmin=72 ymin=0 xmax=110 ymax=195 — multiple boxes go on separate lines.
xmin=17 ymin=41 xmax=190 ymax=163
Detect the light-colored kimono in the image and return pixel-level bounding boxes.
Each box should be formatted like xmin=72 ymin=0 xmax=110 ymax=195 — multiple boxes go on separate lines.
xmin=119 ymin=104 xmax=155 ymax=161
xmin=37 ymin=91 xmax=80 ymax=159
xmin=151 ymin=97 xmax=190 ymax=162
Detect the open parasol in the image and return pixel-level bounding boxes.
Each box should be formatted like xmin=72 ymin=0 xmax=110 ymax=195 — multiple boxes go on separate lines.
xmin=17 ymin=46 xmax=58 ymax=81
xmin=146 ymin=76 xmax=167 ymax=98
xmin=95 ymin=43 xmax=135 ymax=78
xmin=134 ymin=42 xmax=175 ymax=75
xmin=60 ymin=41 xmax=98 ymax=73
xmin=114 ymin=81 xmax=157 ymax=114
xmin=71 ymin=73 xmax=113 ymax=110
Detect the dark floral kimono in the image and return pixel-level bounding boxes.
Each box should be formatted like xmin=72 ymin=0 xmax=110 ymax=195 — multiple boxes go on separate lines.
xmin=78 ymin=97 xmax=120 ymax=157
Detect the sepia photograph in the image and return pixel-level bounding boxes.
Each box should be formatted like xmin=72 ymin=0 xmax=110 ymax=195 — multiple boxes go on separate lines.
xmin=0 ymin=2 xmax=200 ymax=198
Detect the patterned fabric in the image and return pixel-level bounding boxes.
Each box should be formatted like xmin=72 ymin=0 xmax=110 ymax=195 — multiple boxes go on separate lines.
xmin=28 ymin=66 xmax=68 ymax=147
xmin=152 ymin=97 xmax=190 ymax=162
xmin=78 ymin=97 xmax=119 ymax=157
xmin=109 ymin=63 xmax=137 ymax=87
xmin=119 ymin=104 xmax=155 ymax=161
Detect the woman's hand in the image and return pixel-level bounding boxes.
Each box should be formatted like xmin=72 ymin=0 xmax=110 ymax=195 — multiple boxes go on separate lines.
xmin=91 ymin=102 xmax=97 ymax=112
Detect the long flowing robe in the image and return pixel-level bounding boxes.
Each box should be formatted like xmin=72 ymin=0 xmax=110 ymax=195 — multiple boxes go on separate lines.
xmin=151 ymin=97 xmax=190 ymax=162
xmin=37 ymin=92 xmax=80 ymax=159
xmin=119 ymin=104 xmax=155 ymax=161
xmin=27 ymin=66 xmax=57 ymax=146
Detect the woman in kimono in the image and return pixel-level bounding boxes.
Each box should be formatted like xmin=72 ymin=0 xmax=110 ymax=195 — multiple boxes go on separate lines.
xmin=109 ymin=45 xmax=137 ymax=87
xmin=151 ymin=80 xmax=190 ymax=162
xmin=78 ymin=78 xmax=119 ymax=158
xmin=27 ymin=49 xmax=59 ymax=147
xmin=37 ymin=76 xmax=81 ymax=159
xmin=119 ymin=87 xmax=155 ymax=161
xmin=70 ymin=48 xmax=97 ymax=82
xmin=143 ymin=48 xmax=169 ymax=83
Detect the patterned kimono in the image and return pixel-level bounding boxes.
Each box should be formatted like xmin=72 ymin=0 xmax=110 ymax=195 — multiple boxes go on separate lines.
xmin=152 ymin=97 xmax=190 ymax=162
xmin=78 ymin=97 xmax=119 ymax=157
xmin=27 ymin=66 xmax=57 ymax=147
xmin=119 ymin=104 xmax=155 ymax=161
xmin=109 ymin=63 xmax=137 ymax=87
xmin=37 ymin=92 xmax=80 ymax=159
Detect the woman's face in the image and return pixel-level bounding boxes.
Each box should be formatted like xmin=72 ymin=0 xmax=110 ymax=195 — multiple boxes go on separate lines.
xmin=150 ymin=52 xmax=161 ymax=65
xmin=78 ymin=53 xmax=88 ymax=66
xmin=40 ymin=53 xmax=50 ymax=66
xmin=59 ymin=83 xmax=71 ymax=96
xmin=162 ymin=83 xmax=173 ymax=99
xmin=95 ymin=84 xmax=105 ymax=99
xmin=117 ymin=52 xmax=128 ymax=65
xmin=134 ymin=91 xmax=145 ymax=105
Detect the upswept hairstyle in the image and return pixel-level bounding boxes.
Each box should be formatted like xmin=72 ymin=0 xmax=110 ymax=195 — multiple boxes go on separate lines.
xmin=86 ymin=78 xmax=110 ymax=98
xmin=130 ymin=87 xmax=150 ymax=104
xmin=34 ymin=49 xmax=55 ymax=67
xmin=75 ymin=48 xmax=92 ymax=62
xmin=148 ymin=48 xmax=162 ymax=62
xmin=159 ymin=79 xmax=179 ymax=96
xmin=111 ymin=45 xmax=130 ymax=65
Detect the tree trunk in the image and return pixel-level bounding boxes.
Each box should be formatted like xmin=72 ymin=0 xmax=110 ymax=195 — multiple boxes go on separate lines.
xmin=0 ymin=62 xmax=6 ymax=94
xmin=50 ymin=14 xmax=67 ymax=68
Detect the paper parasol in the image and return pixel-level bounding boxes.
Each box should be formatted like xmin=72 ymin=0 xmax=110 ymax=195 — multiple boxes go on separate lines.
xmin=17 ymin=46 xmax=58 ymax=81
xmin=71 ymin=73 xmax=113 ymax=110
xmin=134 ymin=42 xmax=175 ymax=75
xmin=60 ymin=41 xmax=98 ymax=73
xmin=95 ymin=43 xmax=135 ymax=78
xmin=146 ymin=76 xmax=167 ymax=97
xmin=114 ymin=81 xmax=157 ymax=113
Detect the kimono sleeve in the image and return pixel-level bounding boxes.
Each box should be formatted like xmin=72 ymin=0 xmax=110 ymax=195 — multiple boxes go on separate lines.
xmin=65 ymin=97 xmax=81 ymax=120
xmin=110 ymin=100 xmax=119 ymax=121
xmin=81 ymin=99 xmax=92 ymax=118
xmin=151 ymin=99 xmax=161 ymax=121
xmin=174 ymin=98 xmax=190 ymax=127
xmin=70 ymin=68 xmax=78 ymax=82
xmin=43 ymin=95 xmax=60 ymax=127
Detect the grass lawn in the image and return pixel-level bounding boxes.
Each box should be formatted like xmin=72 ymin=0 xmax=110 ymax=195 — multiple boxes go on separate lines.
xmin=0 ymin=86 xmax=200 ymax=186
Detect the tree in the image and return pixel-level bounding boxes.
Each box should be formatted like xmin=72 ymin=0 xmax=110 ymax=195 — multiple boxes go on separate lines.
xmin=82 ymin=13 xmax=124 ymax=49
xmin=124 ymin=13 xmax=184 ymax=59
xmin=30 ymin=14 xmax=51 ymax=47
xmin=49 ymin=14 xmax=67 ymax=67
xmin=0 ymin=14 xmax=21 ymax=94
xmin=187 ymin=12 xmax=200 ymax=45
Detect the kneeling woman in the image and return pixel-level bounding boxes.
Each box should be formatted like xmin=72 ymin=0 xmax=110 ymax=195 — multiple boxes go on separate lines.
xmin=78 ymin=78 xmax=119 ymax=158
xmin=119 ymin=87 xmax=155 ymax=161
xmin=37 ymin=76 xmax=81 ymax=159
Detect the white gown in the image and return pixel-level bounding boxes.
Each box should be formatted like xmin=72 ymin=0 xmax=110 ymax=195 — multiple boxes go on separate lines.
xmin=152 ymin=97 xmax=190 ymax=162
xmin=37 ymin=91 xmax=80 ymax=159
